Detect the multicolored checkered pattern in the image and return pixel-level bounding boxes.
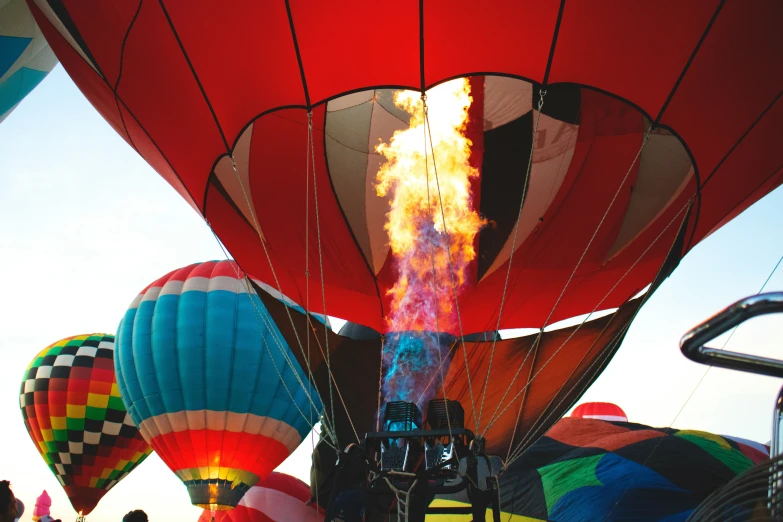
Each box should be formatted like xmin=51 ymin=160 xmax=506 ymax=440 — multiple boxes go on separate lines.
xmin=19 ymin=334 xmax=152 ymax=515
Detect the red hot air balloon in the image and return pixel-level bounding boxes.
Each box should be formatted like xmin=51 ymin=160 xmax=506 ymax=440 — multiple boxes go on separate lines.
xmin=25 ymin=1 xmax=783 ymax=336
xmin=571 ymin=402 xmax=629 ymax=422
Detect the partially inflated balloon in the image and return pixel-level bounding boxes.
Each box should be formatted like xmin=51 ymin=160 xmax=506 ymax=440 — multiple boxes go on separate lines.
xmin=197 ymin=472 xmax=320 ymax=522
xmin=497 ymin=417 xmax=769 ymax=521
xmin=0 ymin=0 xmax=57 ymax=123
xmin=19 ymin=334 xmax=152 ymax=515
xmin=115 ymin=260 xmax=321 ymax=509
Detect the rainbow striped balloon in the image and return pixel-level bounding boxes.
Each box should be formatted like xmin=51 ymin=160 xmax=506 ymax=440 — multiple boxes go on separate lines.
xmin=19 ymin=334 xmax=152 ymax=515
xmin=115 ymin=261 xmax=321 ymax=509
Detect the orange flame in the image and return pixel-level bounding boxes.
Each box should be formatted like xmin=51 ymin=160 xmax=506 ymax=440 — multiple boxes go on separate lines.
xmin=376 ymin=78 xmax=484 ymax=333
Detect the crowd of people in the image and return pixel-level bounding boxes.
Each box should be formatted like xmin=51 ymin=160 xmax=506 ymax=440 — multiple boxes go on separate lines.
xmin=1 ymin=481 xmax=148 ymax=522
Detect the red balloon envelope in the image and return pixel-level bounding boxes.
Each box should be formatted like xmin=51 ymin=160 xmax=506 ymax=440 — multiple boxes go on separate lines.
xmin=27 ymin=1 xmax=783 ymax=336
xmin=571 ymin=402 xmax=629 ymax=422
xmin=197 ymin=473 xmax=320 ymax=522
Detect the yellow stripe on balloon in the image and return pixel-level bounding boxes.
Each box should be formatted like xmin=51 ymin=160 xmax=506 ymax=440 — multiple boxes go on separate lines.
xmin=426 ymin=499 xmax=545 ymax=522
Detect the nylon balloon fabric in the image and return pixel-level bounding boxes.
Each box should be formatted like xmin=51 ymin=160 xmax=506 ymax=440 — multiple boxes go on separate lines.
xmin=0 ymin=0 xmax=57 ymax=123
xmin=197 ymin=472 xmax=321 ymax=522
xmin=498 ymin=417 xmax=769 ymax=521
xmin=571 ymin=402 xmax=628 ymax=422
xmin=27 ymin=1 xmax=783 ymax=336
xmin=115 ymin=260 xmax=322 ymax=509
xmin=19 ymin=334 xmax=152 ymax=515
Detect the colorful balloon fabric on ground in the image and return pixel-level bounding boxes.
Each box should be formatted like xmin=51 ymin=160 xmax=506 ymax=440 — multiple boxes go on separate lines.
xmin=197 ymin=472 xmax=321 ymax=522
xmin=115 ymin=260 xmax=321 ymax=509
xmin=19 ymin=334 xmax=153 ymax=515
xmin=498 ymin=417 xmax=769 ymax=521
xmin=571 ymin=402 xmax=629 ymax=422
xmin=0 ymin=0 xmax=57 ymax=123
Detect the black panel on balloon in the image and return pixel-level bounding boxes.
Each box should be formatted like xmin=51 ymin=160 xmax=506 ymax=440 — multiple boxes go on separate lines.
xmin=478 ymin=112 xmax=533 ymax=280
xmin=532 ymin=82 xmax=581 ymax=125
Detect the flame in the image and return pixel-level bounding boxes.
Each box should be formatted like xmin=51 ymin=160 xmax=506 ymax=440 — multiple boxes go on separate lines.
xmin=376 ymin=78 xmax=484 ymax=405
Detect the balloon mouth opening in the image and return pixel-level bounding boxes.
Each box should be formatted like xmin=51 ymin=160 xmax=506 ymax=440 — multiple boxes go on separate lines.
xmin=186 ymin=478 xmax=256 ymax=509
xmin=62 ymin=485 xmax=106 ymax=516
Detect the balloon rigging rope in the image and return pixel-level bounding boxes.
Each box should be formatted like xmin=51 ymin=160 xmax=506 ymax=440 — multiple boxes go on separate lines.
xmin=225 ymin=151 xmax=324 ymax=411
xmin=477 ymin=89 xmax=547 ymax=434
xmin=414 ymin=90 xmax=575 ymax=434
xmin=503 ymin=198 xmax=694 ymax=468
xmin=415 ymin=338 xmax=459 ymax=409
xmin=222 ymin=113 xmax=362 ymax=447
xmin=470 ymin=99 xmax=582 ymax=340
xmin=309 ymin=112 xmax=352 ymax=447
xmin=606 ymin=244 xmax=783 ymax=519
xmin=422 ymin=94 xmax=455 ymax=443
xmin=481 ymin=124 xmax=656 ymax=439
xmin=418 ymin=95 xmax=476 ymax=434
xmin=507 ymin=326 xmax=614 ymax=466
xmin=223 ymin=136 xmax=349 ymax=445
xmin=210 ymin=231 xmax=321 ymax=426
xmin=209 ymin=235 xmax=337 ymax=451
xmin=377 ymin=337 xmax=385 ymax=432
xmin=223 ymin=246 xmax=334 ymax=444
xmin=502 ymin=333 xmax=542 ymax=464
xmin=305 ymin=109 xmax=314 ymax=432
xmin=304 ymin=118 xmax=321 ymax=522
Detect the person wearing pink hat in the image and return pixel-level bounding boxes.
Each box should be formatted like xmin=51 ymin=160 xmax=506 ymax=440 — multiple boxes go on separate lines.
xmin=32 ymin=490 xmax=52 ymax=521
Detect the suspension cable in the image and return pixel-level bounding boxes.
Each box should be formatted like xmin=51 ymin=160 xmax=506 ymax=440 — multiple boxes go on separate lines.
xmin=226 ymin=150 xmax=341 ymax=442
xmin=422 ymin=94 xmax=454 ymax=442
xmin=490 ymin=198 xmax=692 ymax=448
xmin=305 ymin=106 xmax=315 ymax=444
xmin=477 ymin=89 xmax=547 ymax=433
xmin=416 ymin=339 xmax=459 ymax=406
xmin=225 ymin=112 xmax=359 ymax=445
xmin=422 ymin=90 xmax=478 ymax=433
xmin=308 ymin=112 xmax=347 ymax=447
xmin=481 ymin=123 xmax=655 ymax=439
xmin=503 ymin=332 xmax=543 ymax=464
xmin=505 ymin=199 xmax=695 ymax=464
xmin=605 ymin=244 xmax=783 ymax=519
xmin=377 ymin=336 xmax=385 ymax=432
xmin=208 ymin=232 xmax=337 ymax=448
xmin=506 ymin=316 xmax=622 ymax=467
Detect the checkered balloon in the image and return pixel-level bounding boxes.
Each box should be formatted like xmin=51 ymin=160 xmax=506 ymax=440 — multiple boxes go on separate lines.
xmin=19 ymin=334 xmax=153 ymax=515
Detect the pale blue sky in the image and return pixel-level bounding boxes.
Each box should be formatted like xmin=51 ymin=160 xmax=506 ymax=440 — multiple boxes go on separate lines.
xmin=1 ymin=67 xmax=781 ymax=521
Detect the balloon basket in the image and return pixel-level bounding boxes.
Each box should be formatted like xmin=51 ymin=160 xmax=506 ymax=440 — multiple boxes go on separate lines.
xmin=349 ymin=399 xmax=501 ymax=522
